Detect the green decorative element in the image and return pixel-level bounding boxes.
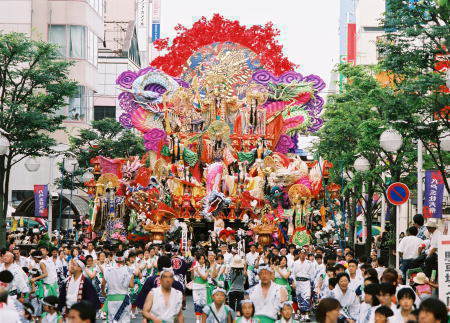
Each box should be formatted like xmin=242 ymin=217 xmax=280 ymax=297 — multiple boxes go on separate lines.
xmin=237 ymin=151 xmax=255 ymax=164
xmin=182 ymin=147 xmax=198 ymax=166
xmin=128 ymin=210 xmax=138 ymax=231
xmin=268 ymin=81 xmax=314 ymax=101
xmin=161 ymin=145 xmax=171 ymax=156
xmin=281 ymin=105 xmax=311 ymax=135
xmin=292 ymin=230 xmax=310 ymax=247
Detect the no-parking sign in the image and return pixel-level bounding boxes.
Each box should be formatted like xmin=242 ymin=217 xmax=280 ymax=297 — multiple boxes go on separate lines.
xmin=386 ymin=182 xmax=410 ymax=205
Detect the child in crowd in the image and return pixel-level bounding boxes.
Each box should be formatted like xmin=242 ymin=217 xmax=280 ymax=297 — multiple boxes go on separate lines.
xmin=374 ymin=306 xmax=394 ymax=323
xmin=202 ymin=288 xmax=234 ymax=323
xmin=322 ymin=277 xmax=338 ymax=298
xmin=275 ymin=301 xmax=299 ymax=323
xmin=40 ymin=295 xmax=62 ymax=323
xmin=357 ymin=283 xmax=380 ymax=323
xmin=236 ymin=300 xmax=259 ymax=323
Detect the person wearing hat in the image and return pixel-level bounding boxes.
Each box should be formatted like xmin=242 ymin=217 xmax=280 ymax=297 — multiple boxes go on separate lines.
xmin=425 ymin=218 xmax=441 ymax=257
xmin=41 ymin=295 xmax=62 ymax=322
xmin=246 ymin=265 xmax=288 ymax=323
xmin=142 ymin=267 xmax=184 ymax=323
xmin=101 ymin=251 xmax=136 ymax=322
xmin=202 ymin=288 xmax=234 ymax=323
xmin=58 ymin=258 xmax=100 ymax=315
xmin=228 ymin=255 xmax=246 ymax=314
xmin=292 ymin=248 xmax=314 ymax=320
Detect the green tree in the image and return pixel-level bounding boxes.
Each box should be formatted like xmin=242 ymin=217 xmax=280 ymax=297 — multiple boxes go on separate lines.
xmin=60 ymin=118 xmax=145 ymax=189
xmin=317 ymin=64 xmax=417 ymax=256
xmin=0 ymin=32 xmax=77 ymax=248
xmin=379 ymin=0 xmax=450 ymax=193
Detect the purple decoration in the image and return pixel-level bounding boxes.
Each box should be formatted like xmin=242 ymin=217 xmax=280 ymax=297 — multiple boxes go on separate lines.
xmin=304 ymin=74 xmax=326 ymax=91
xmin=305 ymin=95 xmax=325 ymax=114
xmin=137 ymin=66 xmax=157 ymax=76
xmin=307 ymin=117 xmax=324 ymax=133
xmin=174 ymin=78 xmax=190 ymax=88
xmin=252 ymin=70 xmax=273 ymax=85
xmin=144 ymin=128 xmax=167 ymax=151
xmin=118 ymin=92 xmax=133 ymax=101
xmin=252 ymin=69 xmax=304 ymax=85
xmin=275 ymin=135 xmax=295 ymax=153
xmin=278 ymin=71 xmax=304 ymax=84
xmin=116 ymin=71 xmax=137 ymax=89
xmin=144 ymin=83 xmax=167 ymax=94
xmin=119 ymin=113 xmax=133 ymax=129
xmin=290 ymin=133 xmax=299 ymax=153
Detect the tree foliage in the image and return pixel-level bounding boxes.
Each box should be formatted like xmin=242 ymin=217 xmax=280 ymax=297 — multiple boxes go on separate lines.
xmin=316 ymin=64 xmax=417 ymax=255
xmin=60 ymin=118 xmax=145 ymax=189
xmin=0 ymin=32 xmax=77 ymax=247
xmin=379 ymin=0 xmax=450 ymax=193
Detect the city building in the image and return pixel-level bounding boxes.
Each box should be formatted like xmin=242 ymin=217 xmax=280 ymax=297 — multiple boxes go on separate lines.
xmin=0 ymin=0 xmax=105 ymax=224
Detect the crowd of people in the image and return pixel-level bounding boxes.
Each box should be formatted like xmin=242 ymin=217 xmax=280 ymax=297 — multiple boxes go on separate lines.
xmin=0 ymin=214 xmax=446 ymax=322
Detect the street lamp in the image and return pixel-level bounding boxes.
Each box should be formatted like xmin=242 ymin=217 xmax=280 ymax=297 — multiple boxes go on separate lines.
xmin=441 ymin=131 xmax=450 ymax=151
xmin=379 ymin=128 xmax=403 ymax=270
xmin=380 ymin=129 xmax=403 ymax=152
xmin=353 ymin=156 xmax=370 ymax=172
xmin=81 ymin=171 xmax=94 ymax=183
xmin=24 ymin=157 xmax=40 ymax=172
xmin=60 ymin=156 xmax=78 ymax=235
xmin=0 ymin=134 xmax=10 ymax=155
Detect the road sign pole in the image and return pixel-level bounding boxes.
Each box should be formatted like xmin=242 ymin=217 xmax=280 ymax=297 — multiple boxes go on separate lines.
xmin=396 ymin=204 xmax=400 ymax=270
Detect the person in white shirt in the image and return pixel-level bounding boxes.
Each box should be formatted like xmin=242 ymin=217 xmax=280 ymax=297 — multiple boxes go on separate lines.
xmin=398 ymin=226 xmax=424 ymax=282
xmin=245 ymin=245 xmax=259 ymax=287
xmin=346 ymin=260 xmax=364 ymax=293
xmin=101 ymin=252 xmax=135 ymax=322
xmin=291 ymin=249 xmax=314 ymax=320
xmin=12 ymin=248 xmax=28 ymax=268
xmin=0 ymin=252 xmax=30 ymax=297
xmin=425 ymin=219 xmax=441 ymax=257
xmin=0 ymin=288 xmax=20 ymax=323
xmin=142 ymin=268 xmax=184 ymax=323
xmin=83 ymin=242 xmax=97 ymax=260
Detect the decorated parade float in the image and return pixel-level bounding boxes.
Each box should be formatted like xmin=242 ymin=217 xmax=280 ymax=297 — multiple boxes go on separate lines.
xmin=84 ymin=15 xmax=342 ymax=248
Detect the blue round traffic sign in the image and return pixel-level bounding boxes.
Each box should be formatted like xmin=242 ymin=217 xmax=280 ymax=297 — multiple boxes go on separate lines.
xmin=386 ymin=182 xmax=410 ymax=205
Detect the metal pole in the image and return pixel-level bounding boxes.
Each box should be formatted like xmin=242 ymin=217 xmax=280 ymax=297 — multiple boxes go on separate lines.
xmin=58 ymin=159 xmax=64 ymax=235
xmin=48 ymin=156 xmax=54 ymax=238
xmin=396 ymin=204 xmax=400 ymax=270
xmin=381 ymin=172 xmax=386 ymax=232
xmin=417 ymin=139 xmax=423 ymax=214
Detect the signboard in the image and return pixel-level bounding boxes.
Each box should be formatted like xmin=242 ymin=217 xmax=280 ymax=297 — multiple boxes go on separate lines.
xmin=438 ymin=235 xmax=450 ymax=311
xmin=386 ymin=182 xmax=410 ymax=205
xmin=152 ymin=23 xmax=160 ymax=42
xmin=34 ymin=185 xmax=48 ymax=218
xmin=423 ymin=170 xmax=445 ymax=218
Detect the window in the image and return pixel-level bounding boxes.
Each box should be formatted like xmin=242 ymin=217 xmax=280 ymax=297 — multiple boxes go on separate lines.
xmin=48 ymin=25 xmax=97 ymax=65
xmin=129 ymin=30 xmax=141 ymax=67
xmin=94 ymin=106 xmax=116 ymax=121
xmin=69 ymin=26 xmax=86 ymax=58
xmin=68 ymin=86 xmax=87 ymax=121
xmin=11 ymin=190 xmax=33 ymax=207
xmin=48 ymin=25 xmax=66 ymax=57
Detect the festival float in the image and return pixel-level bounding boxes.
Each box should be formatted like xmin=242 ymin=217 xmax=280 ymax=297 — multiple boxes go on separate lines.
xmin=85 ymin=15 xmax=341 ymax=248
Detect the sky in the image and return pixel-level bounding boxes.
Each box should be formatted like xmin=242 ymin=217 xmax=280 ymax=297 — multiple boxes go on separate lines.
xmin=159 ymin=0 xmax=340 ymax=94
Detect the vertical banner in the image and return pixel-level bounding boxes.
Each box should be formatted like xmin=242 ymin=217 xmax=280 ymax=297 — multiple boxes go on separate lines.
xmin=34 ymin=184 xmax=48 ymax=218
xmin=423 ymin=170 xmax=445 ymax=218
xmin=152 ymin=23 xmax=160 ymax=42
xmin=438 ymin=235 xmax=450 ymax=310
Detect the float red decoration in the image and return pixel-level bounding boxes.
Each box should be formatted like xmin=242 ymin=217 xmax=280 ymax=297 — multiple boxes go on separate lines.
xmin=151 ymin=14 xmax=297 ymax=77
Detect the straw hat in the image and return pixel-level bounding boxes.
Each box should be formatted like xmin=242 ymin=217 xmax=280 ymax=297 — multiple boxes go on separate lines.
xmin=413 ymin=272 xmax=429 ymax=285
xmin=230 ymin=255 xmax=245 ymax=268
xmin=425 ymin=218 xmax=439 ymax=228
